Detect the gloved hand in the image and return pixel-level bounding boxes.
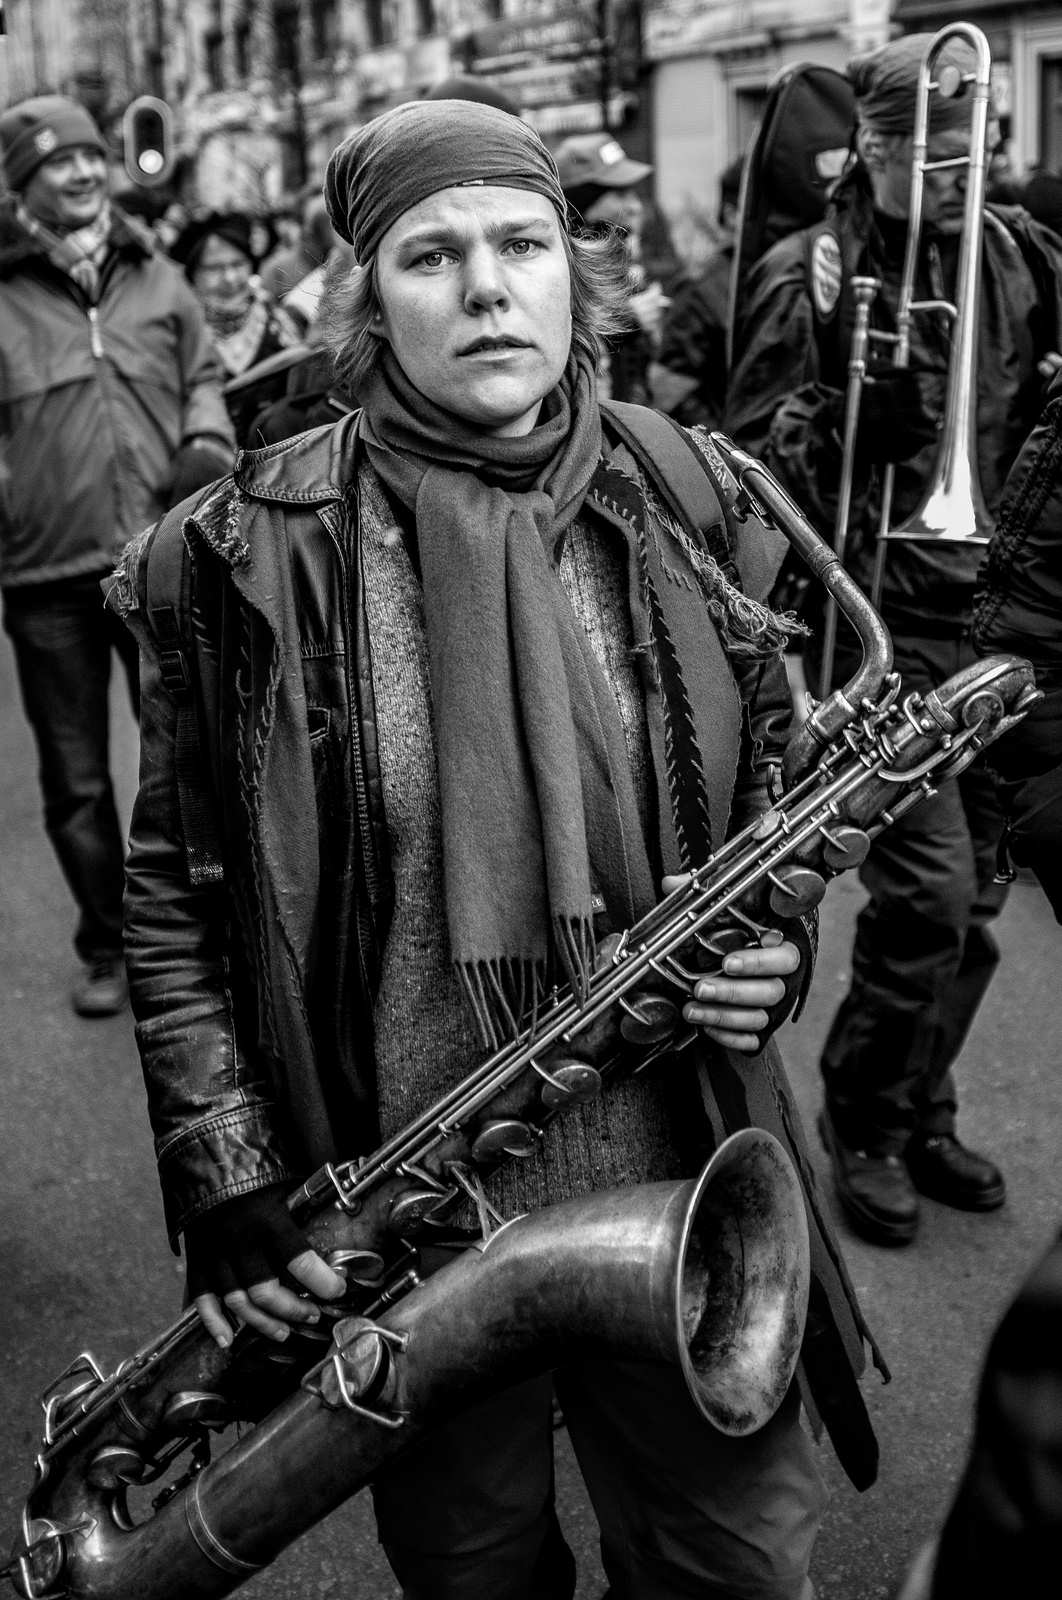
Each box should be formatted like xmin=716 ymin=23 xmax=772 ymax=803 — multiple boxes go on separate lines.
xmin=164 ymin=437 xmax=233 ymax=506
xmin=852 ymin=365 xmax=939 ymax=465
xmin=184 ymin=1182 xmax=347 ymax=1348
xmin=184 ymin=1182 xmax=311 ymax=1301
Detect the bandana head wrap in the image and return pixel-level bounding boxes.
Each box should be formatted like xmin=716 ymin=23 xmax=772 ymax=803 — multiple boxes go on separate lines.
xmin=323 ymin=98 xmax=567 ymax=264
xmin=849 ymin=32 xmax=984 ymax=137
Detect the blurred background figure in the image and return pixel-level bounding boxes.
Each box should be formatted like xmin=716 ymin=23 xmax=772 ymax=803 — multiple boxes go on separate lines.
xmin=554 ymin=130 xmax=666 ymax=403
xmin=423 ymin=73 xmax=521 ymax=115
xmin=259 ymin=189 xmax=336 ymax=321
xmin=651 ymin=156 xmax=744 ymax=428
xmin=0 ymin=94 xmax=233 ymax=1018
xmin=1018 ymin=168 xmax=1062 ymax=238
xmin=892 ymin=1226 xmax=1062 ymax=1599
xmin=171 ymin=210 xmax=304 ymax=447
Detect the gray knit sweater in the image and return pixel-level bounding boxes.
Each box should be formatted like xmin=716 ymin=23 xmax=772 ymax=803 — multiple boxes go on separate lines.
xmin=358 ymin=466 xmax=690 ymax=1219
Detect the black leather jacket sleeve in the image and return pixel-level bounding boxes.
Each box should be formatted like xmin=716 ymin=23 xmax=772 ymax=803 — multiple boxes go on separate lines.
xmin=124 ymin=627 xmax=295 ymax=1246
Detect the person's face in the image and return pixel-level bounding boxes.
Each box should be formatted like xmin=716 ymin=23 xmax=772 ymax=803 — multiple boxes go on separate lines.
xmin=870 ymin=121 xmax=997 ymax=235
xmin=192 ymin=234 xmax=254 ymax=306
xmin=583 ymin=187 xmax=644 ymax=242
xmin=22 ymin=145 xmax=107 ymax=231
xmin=374 ymin=184 xmax=573 ymax=437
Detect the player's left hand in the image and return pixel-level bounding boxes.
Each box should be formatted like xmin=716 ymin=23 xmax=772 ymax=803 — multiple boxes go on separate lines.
xmin=662 ymin=877 xmax=801 ymax=1053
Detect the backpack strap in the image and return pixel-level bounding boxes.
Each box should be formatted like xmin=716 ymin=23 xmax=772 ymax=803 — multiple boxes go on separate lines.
xmin=599 ymin=397 xmax=731 ymax=570
xmin=144 ymin=504 xmax=225 ymax=888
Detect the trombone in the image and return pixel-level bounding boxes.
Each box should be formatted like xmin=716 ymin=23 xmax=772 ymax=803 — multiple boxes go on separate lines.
xmin=820 ymin=22 xmax=995 ymax=695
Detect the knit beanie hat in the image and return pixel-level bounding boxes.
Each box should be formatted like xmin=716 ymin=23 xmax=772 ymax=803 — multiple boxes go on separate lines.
xmin=0 ymin=95 xmax=107 ymax=191
xmin=324 ymin=98 xmax=566 ymax=265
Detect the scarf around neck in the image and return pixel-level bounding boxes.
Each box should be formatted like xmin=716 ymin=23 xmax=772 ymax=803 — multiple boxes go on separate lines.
xmin=360 ymin=347 xmax=658 ymax=1043
xmin=18 ymin=199 xmax=112 ymax=300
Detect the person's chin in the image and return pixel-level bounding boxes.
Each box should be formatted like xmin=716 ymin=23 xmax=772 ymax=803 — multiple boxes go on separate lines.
xmin=60 ymin=193 xmax=105 ymax=224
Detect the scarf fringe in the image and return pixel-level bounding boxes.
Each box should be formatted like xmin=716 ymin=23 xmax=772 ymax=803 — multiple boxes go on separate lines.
xmin=456 ymin=914 xmax=598 ymax=1050
xmin=644 ymin=483 xmax=807 ymax=659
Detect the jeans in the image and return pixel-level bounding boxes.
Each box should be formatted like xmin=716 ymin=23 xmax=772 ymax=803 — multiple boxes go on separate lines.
xmin=3 ymin=574 xmax=140 ymax=963
xmin=819 ymin=632 xmax=1008 ymax=1154
xmin=371 ymin=1369 xmax=823 ymax=1600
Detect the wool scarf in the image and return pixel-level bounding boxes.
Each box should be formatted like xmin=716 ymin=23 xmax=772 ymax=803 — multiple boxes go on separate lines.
xmin=17 ymin=199 xmax=112 ymax=301
xmin=360 ymin=348 xmax=658 ymax=1043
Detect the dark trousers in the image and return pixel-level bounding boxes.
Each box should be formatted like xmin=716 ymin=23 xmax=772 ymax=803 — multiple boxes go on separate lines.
xmin=819 ymin=633 xmax=1008 ymax=1155
xmin=3 ymin=574 xmax=140 ymax=963
xmin=371 ymin=1367 xmax=823 ymax=1600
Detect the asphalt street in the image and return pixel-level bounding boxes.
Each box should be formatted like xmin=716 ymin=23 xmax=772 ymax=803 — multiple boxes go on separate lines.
xmin=0 ymin=628 xmax=1059 ymax=1600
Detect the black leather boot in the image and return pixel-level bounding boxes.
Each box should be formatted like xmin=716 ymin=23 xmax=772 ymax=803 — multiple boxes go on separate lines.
xmin=818 ymin=1109 xmax=919 ymax=1246
xmin=905 ymin=1133 xmax=1006 ymax=1211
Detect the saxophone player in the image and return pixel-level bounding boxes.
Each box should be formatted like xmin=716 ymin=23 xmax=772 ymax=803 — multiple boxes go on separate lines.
xmin=727 ymin=32 xmax=1062 ymax=1249
xmin=108 ymin=100 xmax=880 ymax=1598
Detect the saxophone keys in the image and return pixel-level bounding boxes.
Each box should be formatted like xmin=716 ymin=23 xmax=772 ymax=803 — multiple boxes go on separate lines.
xmin=326 ymin=1248 xmax=388 ymax=1286
xmin=534 ymin=1058 xmax=603 ymax=1109
xmin=85 ymin=1443 xmax=149 ymax=1490
xmin=818 ymin=823 xmax=871 ymax=871
xmin=618 ymin=991 xmax=681 ymax=1044
xmin=470 ymin=1118 xmax=540 ymax=1163
xmin=388 ymin=1188 xmax=454 ymax=1228
xmin=766 ymin=865 xmax=827 ymax=917
xmin=694 ymin=926 xmax=747 ymax=959
xmin=160 ymin=1389 xmax=236 ymax=1432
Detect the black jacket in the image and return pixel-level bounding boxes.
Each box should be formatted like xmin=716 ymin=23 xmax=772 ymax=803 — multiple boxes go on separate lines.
xmin=726 ymin=171 xmax=1062 ymax=640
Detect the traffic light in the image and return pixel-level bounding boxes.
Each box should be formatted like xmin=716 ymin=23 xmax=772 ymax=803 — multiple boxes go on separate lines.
xmin=122 ymin=95 xmax=174 ymax=187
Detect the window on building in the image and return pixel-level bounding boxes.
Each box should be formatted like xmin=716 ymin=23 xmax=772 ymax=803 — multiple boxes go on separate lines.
xmin=204 ymin=28 xmax=224 ymax=91
xmin=234 ymin=15 xmax=251 ymax=79
xmin=366 ymin=0 xmax=395 ymax=49
xmin=1040 ymin=55 xmax=1062 ymax=172
xmin=310 ymin=0 xmax=338 ymax=58
xmin=414 ymin=0 xmax=436 ymax=37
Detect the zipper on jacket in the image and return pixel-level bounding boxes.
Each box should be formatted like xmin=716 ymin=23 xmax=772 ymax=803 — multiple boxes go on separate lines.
xmin=87 ymin=304 xmax=103 ymax=358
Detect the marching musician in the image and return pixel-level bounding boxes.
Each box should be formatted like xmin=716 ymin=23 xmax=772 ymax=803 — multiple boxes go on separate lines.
xmin=726 ymin=33 xmax=1062 ymax=1249
xmin=108 ymin=99 xmax=882 ymax=1598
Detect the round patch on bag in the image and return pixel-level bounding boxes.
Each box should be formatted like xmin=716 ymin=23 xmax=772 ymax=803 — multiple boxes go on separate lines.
xmin=810 ymin=231 xmax=843 ymax=321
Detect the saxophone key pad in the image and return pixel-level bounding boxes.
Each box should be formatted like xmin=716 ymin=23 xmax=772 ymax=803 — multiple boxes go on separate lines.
xmin=536 ymin=1059 xmax=603 ymax=1109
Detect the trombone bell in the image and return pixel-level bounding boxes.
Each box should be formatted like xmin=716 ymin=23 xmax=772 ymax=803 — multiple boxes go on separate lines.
xmin=883 ymin=436 xmax=994 ymax=544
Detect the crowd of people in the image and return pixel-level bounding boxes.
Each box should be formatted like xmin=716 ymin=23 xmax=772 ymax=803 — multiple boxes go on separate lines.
xmin=0 ymin=29 xmax=1059 ymax=1600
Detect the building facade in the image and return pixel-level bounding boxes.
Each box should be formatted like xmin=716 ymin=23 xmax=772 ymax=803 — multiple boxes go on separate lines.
xmin=3 ymin=3 xmax=1062 ymax=252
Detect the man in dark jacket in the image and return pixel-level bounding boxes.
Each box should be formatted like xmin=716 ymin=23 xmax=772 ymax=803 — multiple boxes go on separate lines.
xmin=974 ymin=369 xmax=1062 ymax=920
xmin=726 ymin=34 xmax=1062 ymax=1247
xmin=0 ymin=95 xmax=234 ymax=1016
xmin=107 ymin=99 xmax=884 ymax=1599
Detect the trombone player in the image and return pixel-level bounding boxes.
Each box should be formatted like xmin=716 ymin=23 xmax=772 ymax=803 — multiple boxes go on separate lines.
xmin=727 ymin=31 xmax=1062 ymax=1247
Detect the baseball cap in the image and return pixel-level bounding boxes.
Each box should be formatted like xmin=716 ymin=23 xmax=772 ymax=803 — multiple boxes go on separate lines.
xmin=553 ymin=132 xmax=652 ymax=195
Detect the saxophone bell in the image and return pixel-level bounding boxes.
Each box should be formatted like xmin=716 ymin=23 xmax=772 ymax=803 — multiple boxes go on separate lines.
xmin=7 ymin=1132 xmax=809 ymax=1600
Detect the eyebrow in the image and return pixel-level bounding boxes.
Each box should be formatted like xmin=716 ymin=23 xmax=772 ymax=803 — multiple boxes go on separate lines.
xmin=393 ymin=215 xmax=555 ymax=257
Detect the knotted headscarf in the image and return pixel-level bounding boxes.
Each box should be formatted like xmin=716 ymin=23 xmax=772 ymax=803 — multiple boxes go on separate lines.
xmin=324 ymin=98 xmax=567 ymax=264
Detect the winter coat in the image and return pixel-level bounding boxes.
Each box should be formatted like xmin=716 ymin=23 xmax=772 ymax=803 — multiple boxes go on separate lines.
xmin=725 ymin=172 xmax=1062 ymax=643
xmin=107 ymin=411 xmax=885 ymax=1489
xmin=0 ymin=200 xmax=234 ymax=588
xmin=975 ymin=370 xmax=1062 ymax=680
